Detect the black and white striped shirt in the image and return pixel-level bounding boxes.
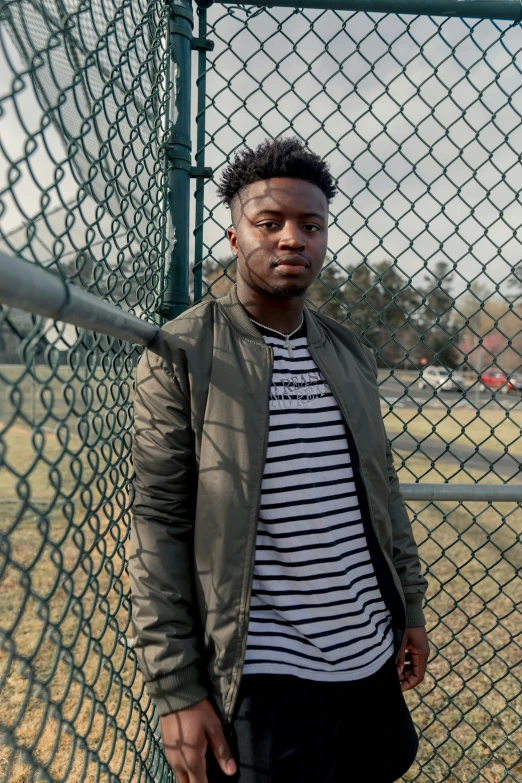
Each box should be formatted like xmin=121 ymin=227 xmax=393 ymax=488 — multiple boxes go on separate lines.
xmin=243 ymin=324 xmax=394 ymax=681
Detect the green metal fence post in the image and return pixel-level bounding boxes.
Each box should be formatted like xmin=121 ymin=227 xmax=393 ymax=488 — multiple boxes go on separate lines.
xmin=193 ymin=0 xmax=212 ymax=305
xmin=161 ymin=0 xmax=194 ymax=321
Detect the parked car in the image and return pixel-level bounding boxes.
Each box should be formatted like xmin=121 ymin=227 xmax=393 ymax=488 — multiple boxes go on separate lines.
xmin=417 ymin=367 xmax=466 ymax=393
xmin=509 ymin=373 xmax=522 ymax=391
xmin=481 ymin=369 xmax=522 ymax=394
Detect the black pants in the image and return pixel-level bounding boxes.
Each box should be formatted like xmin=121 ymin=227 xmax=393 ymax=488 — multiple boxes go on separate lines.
xmin=207 ymin=656 xmax=418 ymax=783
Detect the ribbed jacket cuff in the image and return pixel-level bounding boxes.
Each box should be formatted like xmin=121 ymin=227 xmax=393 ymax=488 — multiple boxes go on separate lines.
xmin=404 ymin=592 xmax=426 ymax=627
xmin=146 ymin=664 xmax=208 ymax=716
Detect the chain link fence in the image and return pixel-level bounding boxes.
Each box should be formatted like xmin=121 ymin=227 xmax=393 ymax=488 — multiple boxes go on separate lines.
xmin=1 ymin=0 xmax=522 ymax=781
xmin=0 ymin=0 xmax=173 ymax=777
xmin=196 ymin=5 xmax=522 ymax=782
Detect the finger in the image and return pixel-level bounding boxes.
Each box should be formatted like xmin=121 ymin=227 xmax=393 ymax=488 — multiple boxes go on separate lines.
xmin=397 ymin=641 xmax=407 ymax=675
xmin=171 ymin=768 xmax=189 ymax=783
xmin=187 ymin=761 xmax=207 ymax=783
xmin=414 ymin=656 xmax=428 ymax=683
xmin=207 ymin=722 xmax=237 ymax=777
xmin=166 ymin=744 xmax=207 ymax=783
xmin=400 ymin=656 xmax=426 ymax=692
xmin=409 ymin=649 xmax=428 ymax=678
xmin=400 ymin=671 xmax=422 ymax=692
xmin=183 ymin=752 xmax=207 ymax=783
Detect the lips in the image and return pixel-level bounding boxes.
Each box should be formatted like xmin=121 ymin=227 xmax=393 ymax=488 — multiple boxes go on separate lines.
xmin=275 ymin=256 xmax=309 ymax=267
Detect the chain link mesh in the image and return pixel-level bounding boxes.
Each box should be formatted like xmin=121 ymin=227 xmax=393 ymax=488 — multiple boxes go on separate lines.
xmin=0 ymin=0 xmax=173 ymax=778
xmin=197 ymin=6 xmax=522 ymax=781
xmin=1 ymin=0 xmax=522 ymax=780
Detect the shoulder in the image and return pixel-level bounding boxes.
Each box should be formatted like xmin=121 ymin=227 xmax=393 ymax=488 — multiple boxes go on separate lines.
xmin=150 ymin=298 xmax=217 ymax=354
xmin=139 ymin=299 xmax=216 ymax=381
xmin=160 ymin=299 xmax=216 ymax=338
xmin=309 ymin=309 xmax=377 ymax=376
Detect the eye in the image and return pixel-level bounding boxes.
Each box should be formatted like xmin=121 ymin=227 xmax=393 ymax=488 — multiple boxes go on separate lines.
xmin=259 ymin=221 xmax=279 ymax=229
xmin=303 ymin=224 xmax=320 ymax=232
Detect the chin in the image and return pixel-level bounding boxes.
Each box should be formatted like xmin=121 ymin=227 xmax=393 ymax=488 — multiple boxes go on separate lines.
xmin=266 ymin=283 xmax=309 ymax=298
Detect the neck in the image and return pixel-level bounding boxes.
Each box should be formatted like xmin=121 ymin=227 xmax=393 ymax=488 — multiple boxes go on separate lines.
xmin=237 ymin=279 xmax=306 ymax=334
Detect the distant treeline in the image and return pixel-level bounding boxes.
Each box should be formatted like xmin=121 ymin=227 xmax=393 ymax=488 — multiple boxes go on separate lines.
xmin=203 ymin=257 xmax=522 ymax=371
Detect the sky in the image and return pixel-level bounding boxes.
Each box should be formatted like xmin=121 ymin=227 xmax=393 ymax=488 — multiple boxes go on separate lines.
xmin=200 ymin=6 xmax=522 ymax=300
xmin=1 ymin=2 xmax=521 ymax=304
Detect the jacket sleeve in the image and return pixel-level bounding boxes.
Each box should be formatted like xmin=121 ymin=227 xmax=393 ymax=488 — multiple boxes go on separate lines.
xmin=363 ymin=346 xmax=428 ymax=627
xmin=385 ymin=438 xmax=427 ymax=627
xmin=129 ymin=346 xmax=208 ymax=716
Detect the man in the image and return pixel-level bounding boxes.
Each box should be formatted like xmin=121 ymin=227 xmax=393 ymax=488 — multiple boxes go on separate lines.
xmin=130 ymin=136 xmax=429 ymax=783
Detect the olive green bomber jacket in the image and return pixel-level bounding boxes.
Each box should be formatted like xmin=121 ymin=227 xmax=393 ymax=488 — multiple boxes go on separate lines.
xmin=129 ymin=286 xmax=428 ymax=721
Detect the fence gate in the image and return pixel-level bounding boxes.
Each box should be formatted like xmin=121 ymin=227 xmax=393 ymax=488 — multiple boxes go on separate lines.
xmin=1 ymin=0 xmax=522 ymax=781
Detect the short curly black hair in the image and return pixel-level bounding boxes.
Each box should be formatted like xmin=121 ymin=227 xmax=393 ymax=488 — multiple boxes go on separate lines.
xmin=217 ymin=136 xmax=337 ymax=208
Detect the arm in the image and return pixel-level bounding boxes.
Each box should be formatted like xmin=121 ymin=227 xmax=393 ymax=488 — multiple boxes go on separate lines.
xmin=385 ymin=439 xmax=430 ymax=691
xmin=129 ymin=346 xmax=206 ymax=714
xmin=362 ymin=344 xmax=428 ymax=618
xmin=130 ymin=347 xmax=237 ymax=781
xmin=385 ymin=439 xmax=428 ymax=628
xmin=363 ymin=346 xmax=429 ymax=689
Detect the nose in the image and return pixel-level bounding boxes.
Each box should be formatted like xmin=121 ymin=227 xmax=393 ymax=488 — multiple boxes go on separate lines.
xmin=278 ymin=222 xmax=306 ymax=251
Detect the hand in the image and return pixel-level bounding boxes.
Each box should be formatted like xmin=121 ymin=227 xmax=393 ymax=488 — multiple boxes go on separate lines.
xmin=160 ymin=698 xmax=237 ymax=783
xmin=397 ymin=626 xmax=430 ymax=692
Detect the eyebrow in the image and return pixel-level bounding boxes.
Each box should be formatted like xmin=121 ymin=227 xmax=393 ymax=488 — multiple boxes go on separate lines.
xmin=254 ymin=209 xmax=326 ymax=219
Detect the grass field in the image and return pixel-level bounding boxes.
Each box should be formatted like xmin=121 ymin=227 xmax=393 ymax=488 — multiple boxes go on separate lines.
xmin=384 ymin=407 xmax=522 ymax=459
xmin=397 ymin=452 xmax=522 ymax=783
xmin=0 ymin=422 xmax=166 ymax=783
xmin=1 ymin=369 xmax=521 ymax=782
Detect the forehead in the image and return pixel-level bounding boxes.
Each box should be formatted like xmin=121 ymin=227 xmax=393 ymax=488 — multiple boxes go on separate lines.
xmin=236 ymin=177 xmax=328 ymax=219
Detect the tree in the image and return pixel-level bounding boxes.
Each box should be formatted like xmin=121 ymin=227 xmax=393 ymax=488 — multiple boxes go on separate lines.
xmin=456 ymin=280 xmax=522 ymax=374
xmin=201 ymin=256 xmax=236 ymax=299
xmin=417 ymin=261 xmax=460 ymax=368
xmin=307 ymin=257 xmax=347 ymax=321
xmin=198 ymin=253 xmax=466 ymax=369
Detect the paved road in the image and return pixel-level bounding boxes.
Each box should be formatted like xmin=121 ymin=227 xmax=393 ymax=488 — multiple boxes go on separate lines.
xmin=388 ymin=432 xmax=522 ymax=482
xmin=377 ymin=375 xmax=522 ymax=480
xmin=378 ymin=375 xmax=522 ymax=411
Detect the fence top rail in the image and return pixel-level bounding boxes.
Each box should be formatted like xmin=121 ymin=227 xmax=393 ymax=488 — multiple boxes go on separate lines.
xmin=401 ymin=483 xmax=522 ymax=502
xmin=3 ymin=484 xmax=520 ymax=504
xmin=0 ymin=251 xmax=159 ymax=348
xmin=213 ymin=0 xmax=522 ymax=20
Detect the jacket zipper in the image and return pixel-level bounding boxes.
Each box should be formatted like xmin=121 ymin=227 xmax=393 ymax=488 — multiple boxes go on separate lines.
xmin=226 ymin=339 xmax=406 ymax=723
xmin=308 ymin=345 xmax=406 ymax=649
xmin=225 ymin=343 xmax=273 ymax=723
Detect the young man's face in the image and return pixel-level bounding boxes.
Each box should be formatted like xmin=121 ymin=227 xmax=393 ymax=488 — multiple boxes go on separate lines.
xmin=227 ymin=177 xmax=328 ymax=299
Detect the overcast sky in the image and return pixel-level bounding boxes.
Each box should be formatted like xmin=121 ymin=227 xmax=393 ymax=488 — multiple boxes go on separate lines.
xmin=1 ymin=4 xmax=521 ymax=301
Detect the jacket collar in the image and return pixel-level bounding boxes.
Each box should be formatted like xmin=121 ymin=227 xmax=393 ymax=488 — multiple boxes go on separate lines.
xmin=218 ymin=284 xmax=324 ymax=347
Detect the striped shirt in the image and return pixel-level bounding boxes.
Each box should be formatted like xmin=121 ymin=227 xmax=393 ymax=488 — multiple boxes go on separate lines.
xmin=243 ymin=323 xmax=394 ymax=681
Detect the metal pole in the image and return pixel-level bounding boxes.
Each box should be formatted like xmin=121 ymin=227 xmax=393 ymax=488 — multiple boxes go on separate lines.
xmin=0 ymin=252 xmax=159 ymax=347
xmin=193 ymin=1 xmax=211 ymax=305
xmin=215 ymin=0 xmax=522 ymax=20
xmin=157 ymin=7 xmax=173 ymax=328
xmin=401 ymin=483 xmax=522 ymax=502
xmin=161 ymin=0 xmax=194 ymax=322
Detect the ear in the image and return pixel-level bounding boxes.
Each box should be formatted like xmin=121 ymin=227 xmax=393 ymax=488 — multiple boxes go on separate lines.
xmin=227 ymin=226 xmax=238 ymax=259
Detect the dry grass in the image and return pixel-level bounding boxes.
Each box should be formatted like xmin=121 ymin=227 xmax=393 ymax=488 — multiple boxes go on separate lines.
xmin=0 ymin=419 xmax=165 ymax=781
xmin=396 ymin=453 xmax=522 ymax=783
xmin=0 ymin=381 xmax=521 ymax=782
xmin=384 ymin=406 xmax=522 ymax=458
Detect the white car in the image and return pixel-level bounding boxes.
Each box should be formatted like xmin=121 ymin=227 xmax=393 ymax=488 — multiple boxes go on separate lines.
xmin=417 ymin=367 xmax=466 ymax=393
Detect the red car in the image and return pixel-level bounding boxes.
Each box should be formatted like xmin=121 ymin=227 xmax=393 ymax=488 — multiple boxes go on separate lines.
xmin=480 ymin=369 xmax=522 ymax=394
